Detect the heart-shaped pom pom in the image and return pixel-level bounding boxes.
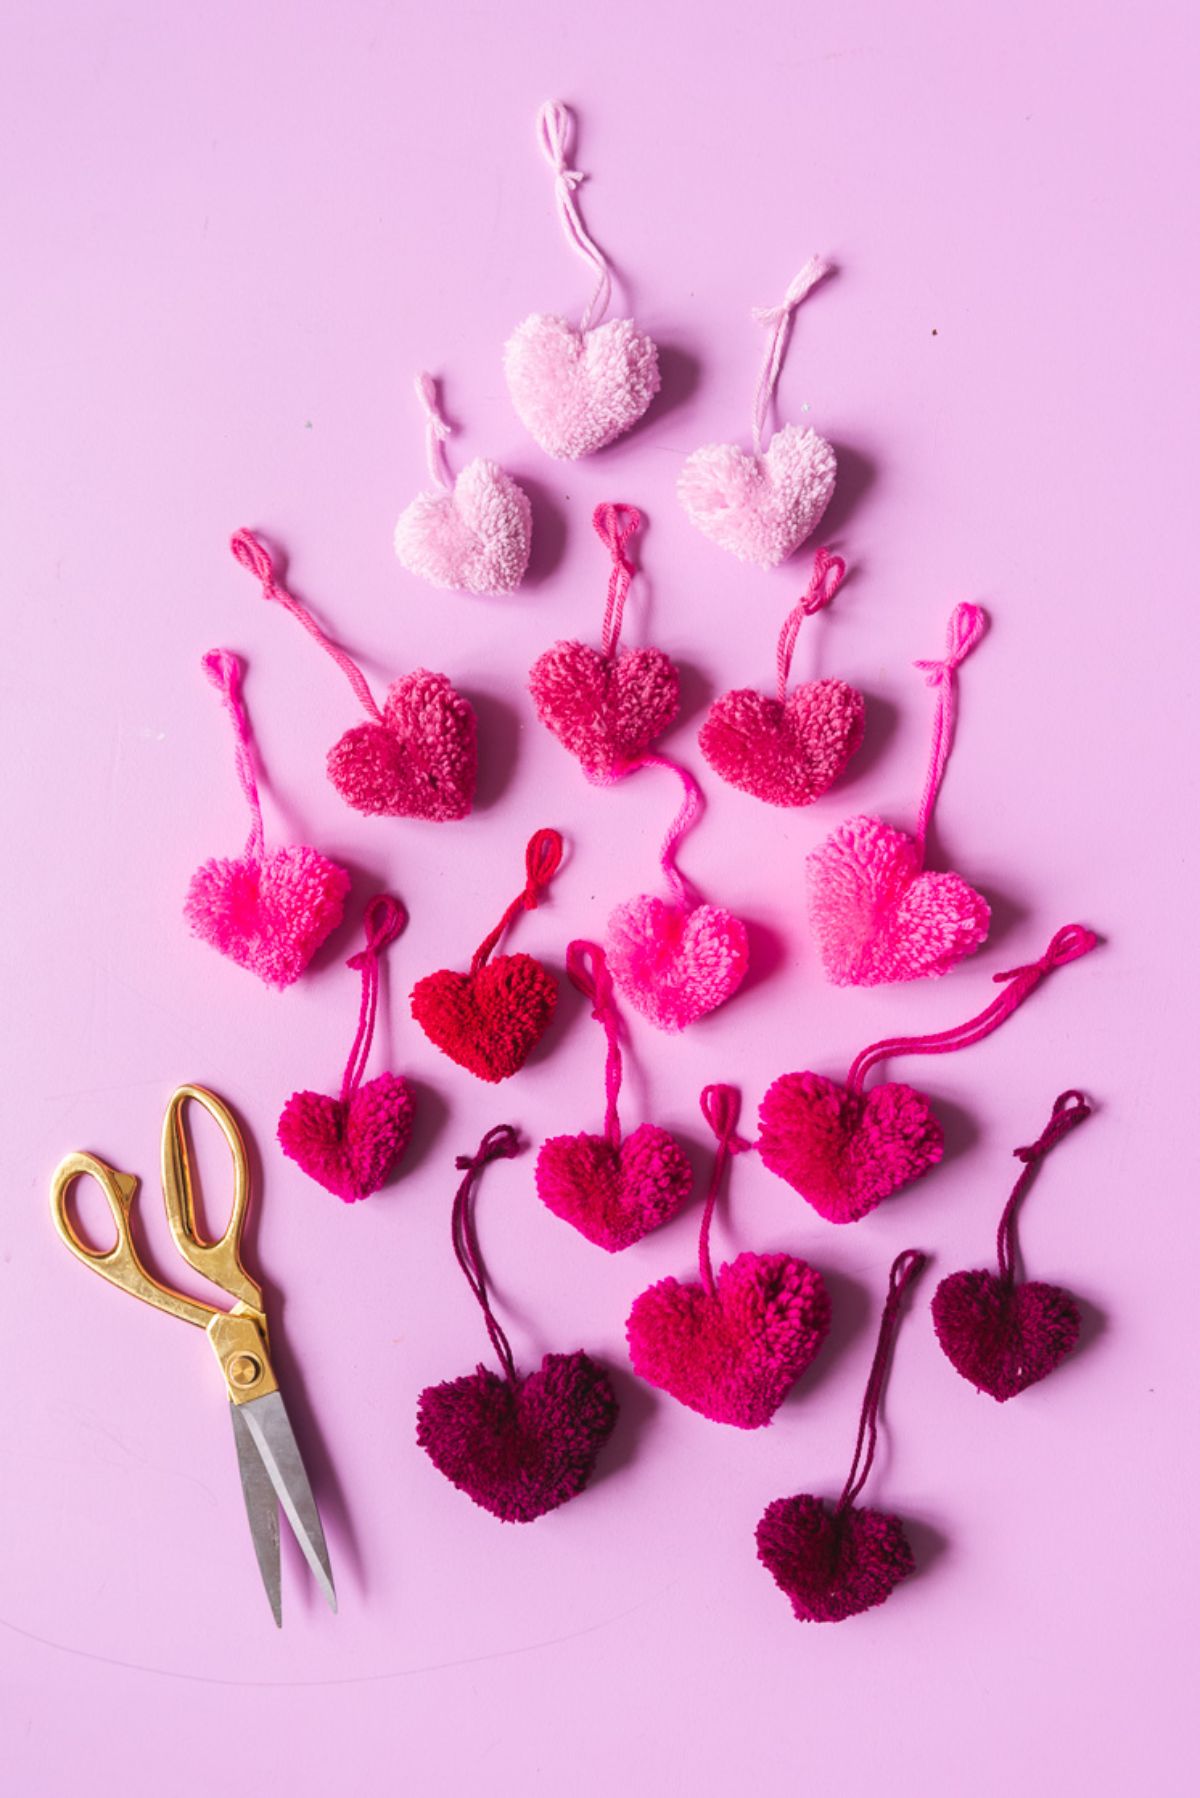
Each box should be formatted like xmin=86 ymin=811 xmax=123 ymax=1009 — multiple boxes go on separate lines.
xmin=416 ymin=1351 xmax=618 ymax=1522
xmin=278 ymin=1073 xmax=415 ymax=1203
xmin=756 ymin=1495 xmax=915 ymax=1622
xmin=504 ymin=315 xmax=660 ymax=460
xmin=411 ymin=956 xmax=557 ymax=1083
xmin=931 ymin=1271 xmax=1081 ymax=1401
xmin=536 ymin=1124 xmax=693 ymax=1252
xmin=326 ymin=670 xmax=477 ymax=822
xmin=757 ymin=1072 xmax=944 ymax=1223
xmin=185 ymin=846 xmax=349 ymax=990
xmin=394 ymin=458 xmax=532 ymax=595
xmin=678 ymin=426 xmax=837 ymax=568
xmin=529 ymin=641 xmax=680 ymax=784
xmin=606 ymin=895 xmax=749 ymax=1033
xmin=700 ymin=678 xmax=864 ymax=807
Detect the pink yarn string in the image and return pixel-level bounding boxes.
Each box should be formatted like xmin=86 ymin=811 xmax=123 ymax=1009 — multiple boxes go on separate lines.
xmin=201 ymin=648 xmax=266 ymax=861
xmin=593 ymin=502 xmax=642 ymax=656
xmin=340 ymin=894 xmax=407 ymax=1105
xmin=566 ymin=940 xmax=623 ymax=1147
xmin=536 ymin=100 xmax=613 ymax=333
xmin=230 ymin=529 xmax=383 ymax=724
xmin=413 ymin=372 xmax=454 ymax=491
xmin=911 ymin=601 xmax=988 ymax=856
xmin=845 ymin=923 xmax=1099 ymax=1095
xmin=750 ymin=256 xmax=832 ymax=456
xmin=633 ymin=755 xmax=705 ymax=908
xmin=838 ymin=1248 xmax=927 ymax=1514
xmin=450 ymin=1125 xmax=524 ymax=1385
xmin=775 ymin=547 xmax=847 ymax=702
xmin=996 ymin=1090 xmax=1092 ymax=1285
xmin=470 ymin=828 xmax=565 ymax=973
xmin=696 ymin=1084 xmax=754 ymax=1297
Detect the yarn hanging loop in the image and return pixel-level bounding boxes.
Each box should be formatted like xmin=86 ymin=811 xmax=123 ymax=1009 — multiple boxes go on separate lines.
xmin=339 ymin=895 xmax=407 ymax=1105
xmin=630 ymin=755 xmax=705 ymax=909
xmin=414 ymin=372 xmax=455 ymax=492
xmin=696 ymin=1084 xmax=753 ymax=1296
xmin=750 ymin=256 xmax=832 ymax=456
xmin=537 ymin=99 xmax=613 ymax=333
xmin=566 ymin=939 xmax=623 ymax=1146
xmin=593 ymin=501 xmax=643 ymax=656
xmin=910 ymin=601 xmax=987 ymax=855
xmin=997 ymin=1089 xmax=1092 ymax=1283
xmin=837 ymin=1248 xmax=927 ymax=1513
xmin=450 ymin=1126 xmax=524 ymax=1383
xmin=470 ymin=828 xmax=566 ymax=973
xmin=201 ymin=649 xmax=266 ymax=861
xmin=775 ymin=547 xmax=848 ymax=701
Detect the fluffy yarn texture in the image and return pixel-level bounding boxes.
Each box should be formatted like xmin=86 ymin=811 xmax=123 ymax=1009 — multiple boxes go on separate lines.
xmin=807 ymin=815 xmax=990 ymax=985
xmin=411 ymin=955 xmax=557 ymax=1083
xmin=756 ymin=1495 xmax=915 ymax=1623
xmin=326 ymin=670 xmax=477 ymax=821
xmin=529 ymin=641 xmax=680 ymax=783
xmin=932 ymin=1271 xmax=1081 ymax=1401
xmin=416 ymin=1351 xmax=618 ymax=1523
xmin=393 ymin=458 xmax=532 ymax=595
xmin=627 ymin=1251 xmax=830 ymax=1429
xmin=677 ymin=426 xmax=836 ymax=568
xmin=606 ymin=896 xmax=749 ymax=1033
xmin=758 ymin=1072 xmax=944 ymax=1223
xmin=277 ymin=1073 xmax=414 ymax=1203
xmin=535 ymin=1125 xmax=693 ymax=1252
xmin=184 ymin=847 xmax=349 ymax=990
xmin=504 ymin=314 xmax=660 ymax=459
xmin=700 ymin=677 xmax=865 ymax=807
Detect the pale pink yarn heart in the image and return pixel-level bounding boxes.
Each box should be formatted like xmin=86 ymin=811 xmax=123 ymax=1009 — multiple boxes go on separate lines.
xmin=504 ymin=314 xmax=660 ymax=460
xmin=394 ymin=457 xmax=531 ymax=595
xmin=607 ymin=894 xmax=749 ymax=1033
xmin=678 ymin=425 xmax=837 ymax=569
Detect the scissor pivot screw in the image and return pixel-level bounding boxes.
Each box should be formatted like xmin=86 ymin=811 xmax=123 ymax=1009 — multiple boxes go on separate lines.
xmin=229 ymin=1353 xmax=262 ymax=1389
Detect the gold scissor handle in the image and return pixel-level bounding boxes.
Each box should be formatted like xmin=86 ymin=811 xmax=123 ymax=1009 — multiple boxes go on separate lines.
xmin=160 ymin=1085 xmax=263 ymax=1316
xmin=49 ymin=1151 xmax=217 ymax=1328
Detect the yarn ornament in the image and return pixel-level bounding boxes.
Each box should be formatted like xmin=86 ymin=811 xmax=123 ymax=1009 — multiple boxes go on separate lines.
xmin=758 ymin=923 xmax=1098 ymax=1224
xmin=699 ymin=548 xmax=865 ymax=805
xmin=678 ymin=259 xmax=836 ymax=567
xmin=808 ymin=601 xmax=989 ymax=985
xmin=411 ymin=828 xmax=565 ymax=1081
xmin=416 ymin=1126 xmax=618 ymax=1522
xmin=756 ymin=1248 xmax=927 ymax=1623
xmin=277 ymin=896 xmax=415 ymax=1201
xmin=932 ymin=1090 xmax=1092 ymax=1400
xmin=606 ymin=759 xmax=750 ymax=1032
xmin=393 ymin=373 xmax=532 ymax=594
xmin=535 ymin=941 xmax=693 ymax=1250
xmin=529 ymin=503 xmax=680 ymax=783
xmin=504 ymin=102 xmax=660 ymax=459
xmin=231 ymin=529 xmax=476 ymax=821
xmin=184 ymin=649 xmax=349 ymax=988
xmin=627 ymin=1087 xmax=830 ymax=1429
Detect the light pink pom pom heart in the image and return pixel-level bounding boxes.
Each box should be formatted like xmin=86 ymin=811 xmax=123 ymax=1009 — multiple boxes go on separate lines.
xmin=536 ymin=1124 xmax=693 ymax=1252
xmin=758 ymin=1070 xmax=945 ymax=1224
xmin=678 ymin=425 xmax=837 ymax=569
xmin=185 ymin=846 xmax=350 ymax=991
xmin=327 ymin=670 xmax=477 ymax=822
xmin=701 ymin=677 xmax=864 ymax=807
xmin=606 ymin=895 xmax=749 ymax=1033
xmin=529 ymin=640 xmax=680 ymax=783
xmin=278 ymin=1073 xmax=415 ymax=1203
xmin=504 ymin=313 xmax=660 ymax=461
xmin=394 ymin=458 xmax=532 ymax=596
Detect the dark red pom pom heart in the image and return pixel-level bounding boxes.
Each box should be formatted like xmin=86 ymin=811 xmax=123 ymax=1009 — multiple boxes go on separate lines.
xmin=699 ymin=678 xmax=865 ymax=807
xmin=411 ymin=954 xmax=557 ymax=1083
xmin=758 ymin=1071 xmax=944 ymax=1223
xmin=535 ymin=1124 xmax=693 ymax=1251
xmin=416 ymin=1351 xmax=618 ymax=1522
xmin=326 ymin=670 xmax=477 ymax=821
xmin=931 ymin=1270 xmax=1081 ymax=1400
xmin=529 ymin=641 xmax=680 ymax=784
xmin=277 ymin=1073 xmax=415 ymax=1202
xmin=756 ymin=1494 xmax=915 ymax=1622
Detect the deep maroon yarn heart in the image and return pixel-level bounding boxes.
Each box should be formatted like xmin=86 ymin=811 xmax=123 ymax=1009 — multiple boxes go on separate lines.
xmin=277 ymin=1072 xmax=415 ymax=1202
xmin=529 ymin=640 xmax=681 ymax=784
xmin=536 ymin=1124 xmax=693 ymax=1251
xmin=411 ymin=954 xmax=558 ymax=1082
xmin=757 ymin=1071 xmax=944 ymax=1223
xmin=931 ymin=1270 xmax=1081 ymax=1400
xmin=756 ymin=1494 xmax=915 ymax=1622
xmin=416 ymin=1351 xmax=618 ymax=1522
xmin=699 ymin=678 xmax=865 ymax=807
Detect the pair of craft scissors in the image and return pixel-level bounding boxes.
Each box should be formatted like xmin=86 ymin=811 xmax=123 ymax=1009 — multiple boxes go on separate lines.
xmin=50 ymin=1084 xmax=336 ymax=1626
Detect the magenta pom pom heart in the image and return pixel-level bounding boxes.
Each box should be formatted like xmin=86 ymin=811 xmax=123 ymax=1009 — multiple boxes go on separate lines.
xmin=536 ymin=1124 xmax=693 ymax=1252
xmin=411 ymin=956 xmax=557 ymax=1084
xmin=393 ymin=458 xmax=532 ymax=596
xmin=529 ymin=640 xmax=680 ymax=784
xmin=677 ymin=426 xmax=837 ymax=569
xmin=607 ymin=895 xmax=749 ymax=1033
xmin=185 ymin=846 xmax=350 ymax=991
xmin=326 ymin=669 xmax=477 ymax=822
xmin=931 ymin=1271 xmax=1081 ymax=1401
xmin=758 ymin=1071 xmax=944 ymax=1223
xmin=277 ymin=1073 xmax=415 ymax=1203
xmin=504 ymin=314 xmax=660 ymax=460
xmin=756 ymin=1494 xmax=915 ymax=1622
xmin=700 ymin=677 xmax=865 ymax=807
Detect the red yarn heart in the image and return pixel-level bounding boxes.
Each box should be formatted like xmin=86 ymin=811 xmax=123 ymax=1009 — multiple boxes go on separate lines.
xmin=536 ymin=1124 xmax=693 ymax=1251
xmin=411 ymin=955 xmax=557 ymax=1083
xmin=529 ymin=640 xmax=681 ymax=784
xmin=756 ymin=1495 xmax=915 ymax=1622
xmin=326 ymin=669 xmax=477 ymax=821
xmin=277 ymin=1073 xmax=415 ymax=1203
xmin=700 ymin=678 xmax=865 ymax=807
xmin=931 ymin=1271 xmax=1080 ymax=1400
xmin=758 ymin=1071 xmax=944 ymax=1223
xmin=416 ymin=1351 xmax=618 ymax=1522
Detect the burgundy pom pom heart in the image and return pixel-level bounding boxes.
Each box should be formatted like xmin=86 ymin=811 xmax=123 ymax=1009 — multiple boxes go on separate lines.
xmin=758 ymin=1071 xmax=944 ymax=1223
xmin=931 ymin=1271 xmax=1080 ymax=1401
xmin=756 ymin=1494 xmax=915 ymax=1622
xmin=700 ymin=678 xmax=865 ymax=807
xmin=278 ymin=1073 xmax=415 ymax=1203
xmin=536 ymin=1124 xmax=693 ymax=1252
xmin=185 ymin=846 xmax=350 ymax=990
xmin=416 ymin=1351 xmax=618 ymax=1522
xmin=529 ymin=640 xmax=680 ymax=784
xmin=411 ymin=955 xmax=557 ymax=1084
xmin=326 ymin=669 xmax=477 ymax=821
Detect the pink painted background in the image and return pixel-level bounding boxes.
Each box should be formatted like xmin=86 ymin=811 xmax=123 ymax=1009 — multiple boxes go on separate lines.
xmin=1 ymin=1 xmax=1194 ymax=1791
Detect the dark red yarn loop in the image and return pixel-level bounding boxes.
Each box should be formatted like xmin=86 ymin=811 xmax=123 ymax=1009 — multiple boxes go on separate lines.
xmin=450 ymin=1126 xmax=524 ymax=1383
xmin=346 ymin=893 xmax=407 ymax=971
xmin=838 ymin=1248 xmax=927 ymax=1514
xmin=998 ymin=1091 xmax=1092 ymax=1283
xmin=994 ymin=922 xmax=1097 ymax=983
xmin=454 ymin=1122 xmax=522 ymax=1177
xmin=470 ymin=828 xmax=565 ymax=971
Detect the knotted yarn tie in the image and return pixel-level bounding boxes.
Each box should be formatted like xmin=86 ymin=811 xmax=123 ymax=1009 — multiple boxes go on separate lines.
xmin=201 ymin=648 xmax=266 ymax=861
xmin=414 ymin=371 xmax=454 ymax=491
xmin=230 ymin=528 xmax=383 ymax=723
xmin=536 ymin=99 xmax=613 ymax=333
xmin=838 ymin=1248 xmax=927 ymax=1514
xmin=339 ymin=895 xmax=407 ymax=1104
xmin=775 ymin=547 xmax=848 ymax=701
xmin=593 ymin=501 xmax=643 ymax=656
xmin=566 ymin=939 xmax=623 ymax=1146
xmin=696 ymin=1083 xmax=754 ymax=1296
xmin=470 ymin=827 xmax=566 ymax=972
xmin=750 ymin=255 xmax=833 ymax=456
xmin=911 ymin=601 xmax=988 ymax=856
xmin=450 ymin=1125 xmax=523 ymax=1384
xmin=997 ymin=1090 xmax=1092 ymax=1284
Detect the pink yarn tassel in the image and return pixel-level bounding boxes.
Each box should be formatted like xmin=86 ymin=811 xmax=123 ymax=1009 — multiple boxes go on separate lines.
xmin=201 ymin=649 xmax=266 ymax=860
xmin=537 ymin=100 xmax=613 ymax=333
xmin=695 ymin=1084 xmax=754 ymax=1297
xmin=413 ymin=372 xmax=455 ymax=492
xmin=911 ymin=601 xmax=987 ymax=855
xmin=593 ymin=501 xmax=643 ymax=656
xmin=230 ymin=529 xmax=383 ymax=723
xmin=565 ymin=940 xmax=624 ymax=1148
xmin=750 ymin=257 xmax=833 ymax=455
xmin=774 ymin=547 xmax=847 ymax=702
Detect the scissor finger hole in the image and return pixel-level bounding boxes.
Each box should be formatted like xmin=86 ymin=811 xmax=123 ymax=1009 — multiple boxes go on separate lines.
xmin=176 ymin=1098 xmax=241 ymax=1245
xmin=63 ymin=1174 xmax=122 ymax=1257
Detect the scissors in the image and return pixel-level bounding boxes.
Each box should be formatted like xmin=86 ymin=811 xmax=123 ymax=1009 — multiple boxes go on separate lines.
xmin=50 ymin=1083 xmax=336 ymax=1627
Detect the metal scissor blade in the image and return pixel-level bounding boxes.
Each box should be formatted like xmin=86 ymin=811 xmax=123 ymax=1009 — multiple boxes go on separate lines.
xmin=230 ymin=1403 xmax=282 ymax=1627
xmin=238 ymin=1390 xmax=337 ymax=1614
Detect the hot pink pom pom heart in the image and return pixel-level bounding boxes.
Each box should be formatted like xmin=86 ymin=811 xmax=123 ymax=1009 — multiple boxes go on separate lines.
xmin=627 ymin=1251 xmax=830 ymax=1428
xmin=277 ymin=1073 xmax=415 ymax=1203
xmin=700 ymin=678 xmax=865 ymax=807
xmin=529 ymin=641 xmax=680 ymax=784
xmin=535 ymin=1124 xmax=693 ymax=1252
xmin=808 ymin=815 xmax=990 ymax=986
xmin=756 ymin=1494 xmax=915 ymax=1622
xmin=184 ymin=846 xmax=350 ymax=990
xmin=410 ymin=955 xmax=557 ymax=1083
xmin=416 ymin=1351 xmax=618 ymax=1522
xmin=758 ymin=1071 xmax=944 ymax=1224
xmin=503 ymin=314 xmax=661 ymax=460
xmin=393 ymin=459 xmax=532 ymax=596
xmin=931 ymin=1270 xmax=1081 ymax=1401
xmin=606 ymin=896 xmax=749 ymax=1033
xmin=326 ymin=669 xmax=477 ymax=822
xmin=677 ymin=426 xmax=837 ymax=569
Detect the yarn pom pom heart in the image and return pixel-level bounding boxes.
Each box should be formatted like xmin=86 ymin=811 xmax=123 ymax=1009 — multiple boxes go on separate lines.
xmin=756 ymin=1494 xmax=915 ymax=1622
xmin=530 ymin=641 xmax=680 ymax=784
xmin=278 ymin=1074 xmax=415 ymax=1203
xmin=700 ymin=678 xmax=864 ymax=807
xmin=607 ymin=894 xmax=749 ymax=1033
xmin=394 ymin=458 xmax=531 ymax=595
xmin=327 ymin=670 xmax=477 ymax=822
xmin=758 ymin=1071 xmax=944 ymax=1224
xmin=678 ymin=425 xmax=837 ymax=569
xmin=505 ymin=314 xmax=660 ymax=461
xmin=537 ymin=1124 xmax=693 ymax=1252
